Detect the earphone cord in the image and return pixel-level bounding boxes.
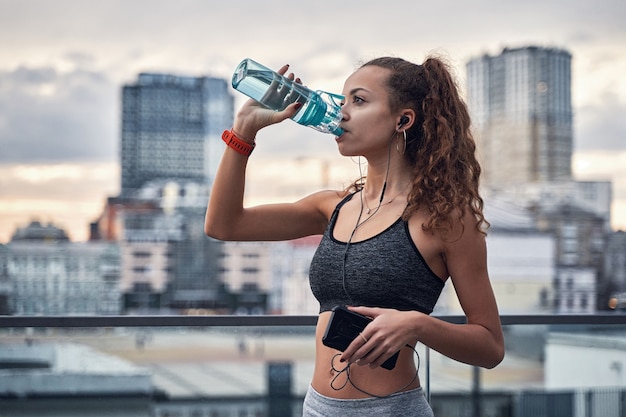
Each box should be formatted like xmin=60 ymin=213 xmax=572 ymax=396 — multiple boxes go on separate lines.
xmin=329 ymin=344 xmax=421 ymax=398
xmin=341 ymin=129 xmax=397 ymax=305
xmin=334 ymin=129 xmax=417 ymax=399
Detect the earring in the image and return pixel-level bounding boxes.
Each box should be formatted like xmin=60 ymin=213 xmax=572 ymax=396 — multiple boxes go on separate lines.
xmin=396 ymin=130 xmax=407 ymax=155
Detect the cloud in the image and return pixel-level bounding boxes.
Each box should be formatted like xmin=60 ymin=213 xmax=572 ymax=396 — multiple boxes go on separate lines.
xmin=0 ymin=162 xmax=119 ymax=242
xmin=0 ymin=0 xmax=625 ymax=240
xmin=575 ymin=93 xmax=626 ymax=152
xmin=0 ymin=65 xmax=118 ymax=163
xmin=573 ymin=150 xmax=626 ymax=231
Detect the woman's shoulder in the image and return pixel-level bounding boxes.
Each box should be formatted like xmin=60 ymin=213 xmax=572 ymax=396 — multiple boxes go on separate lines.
xmin=299 ymin=189 xmax=351 ymax=220
xmin=406 ymin=207 xmax=485 ymax=247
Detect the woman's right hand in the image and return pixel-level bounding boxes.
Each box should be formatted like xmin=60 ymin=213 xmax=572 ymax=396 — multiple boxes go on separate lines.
xmin=232 ymin=64 xmax=304 ymax=140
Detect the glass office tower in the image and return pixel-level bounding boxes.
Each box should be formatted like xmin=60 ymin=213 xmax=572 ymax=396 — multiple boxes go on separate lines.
xmin=120 ymin=73 xmax=233 ymax=196
xmin=466 ymin=46 xmax=573 ymax=189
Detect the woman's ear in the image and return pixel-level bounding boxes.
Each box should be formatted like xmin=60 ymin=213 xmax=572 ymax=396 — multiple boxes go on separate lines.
xmin=396 ymin=109 xmax=416 ymax=130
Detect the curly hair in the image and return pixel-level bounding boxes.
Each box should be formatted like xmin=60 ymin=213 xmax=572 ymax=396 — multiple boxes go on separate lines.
xmin=359 ymin=56 xmax=489 ymax=237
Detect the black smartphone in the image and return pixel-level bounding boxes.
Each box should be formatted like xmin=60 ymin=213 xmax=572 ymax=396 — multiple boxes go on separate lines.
xmin=322 ymin=305 xmax=399 ymax=370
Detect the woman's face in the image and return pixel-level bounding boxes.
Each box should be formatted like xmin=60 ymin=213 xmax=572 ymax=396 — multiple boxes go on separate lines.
xmin=337 ymin=65 xmax=398 ymax=157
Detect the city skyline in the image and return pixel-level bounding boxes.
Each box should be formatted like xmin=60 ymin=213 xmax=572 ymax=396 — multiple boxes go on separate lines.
xmin=0 ymin=0 xmax=625 ymax=242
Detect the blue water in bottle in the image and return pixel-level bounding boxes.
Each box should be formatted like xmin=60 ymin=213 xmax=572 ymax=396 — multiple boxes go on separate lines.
xmin=231 ymin=58 xmax=344 ymax=136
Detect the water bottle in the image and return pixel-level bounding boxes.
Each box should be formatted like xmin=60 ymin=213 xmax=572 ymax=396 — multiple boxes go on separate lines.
xmin=231 ymin=58 xmax=344 ymax=136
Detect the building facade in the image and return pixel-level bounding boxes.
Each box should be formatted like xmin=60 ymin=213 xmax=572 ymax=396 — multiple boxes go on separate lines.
xmin=536 ymin=203 xmax=606 ymax=313
xmin=274 ymin=236 xmax=322 ymax=315
xmin=216 ymin=236 xmax=323 ymax=315
xmin=119 ymin=206 xmax=182 ymax=312
xmin=219 ymin=241 xmax=273 ymax=315
xmin=466 ymin=46 xmax=620 ymax=312
xmin=436 ymin=197 xmax=556 ymax=315
xmin=6 ymin=221 xmax=121 ymax=315
xmin=0 ymin=245 xmax=11 ymax=314
xmin=466 ymin=46 xmax=573 ymax=189
xmin=93 ymin=70 xmax=235 ymax=313
xmin=102 ymin=180 xmax=225 ymax=313
xmin=120 ymin=73 xmax=233 ymax=196
xmin=605 ymin=231 xmax=626 ymax=309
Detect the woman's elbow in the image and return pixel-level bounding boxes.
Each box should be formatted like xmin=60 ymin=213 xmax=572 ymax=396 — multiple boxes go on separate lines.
xmin=204 ymin=218 xmax=230 ymax=241
xmin=483 ymin=343 xmax=505 ymax=369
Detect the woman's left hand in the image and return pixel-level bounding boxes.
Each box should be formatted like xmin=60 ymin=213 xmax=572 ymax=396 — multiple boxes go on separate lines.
xmin=340 ymin=306 xmax=421 ymax=369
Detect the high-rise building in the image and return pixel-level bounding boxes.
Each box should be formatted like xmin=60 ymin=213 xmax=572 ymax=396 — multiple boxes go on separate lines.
xmin=120 ymin=73 xmax=233 ymax=196
xmin=92 ymin=71 xmax=235 ymax=313
xmin=466 ymin=46 xmax=573 ymax=189
xmin=466 ymin=46 xmax=619 ymax=312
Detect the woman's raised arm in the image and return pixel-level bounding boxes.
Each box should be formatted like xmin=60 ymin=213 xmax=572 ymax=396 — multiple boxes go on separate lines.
xmin=205 ymin=65 xmax=337 ymax=242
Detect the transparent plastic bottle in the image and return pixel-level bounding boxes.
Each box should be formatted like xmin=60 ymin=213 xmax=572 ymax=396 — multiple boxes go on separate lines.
xmin=231 ymin=58 xmax=344 ymax=136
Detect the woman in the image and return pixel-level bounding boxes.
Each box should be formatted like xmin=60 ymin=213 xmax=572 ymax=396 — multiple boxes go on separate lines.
xmin=205 ymin=55 xmax=504 ymax=416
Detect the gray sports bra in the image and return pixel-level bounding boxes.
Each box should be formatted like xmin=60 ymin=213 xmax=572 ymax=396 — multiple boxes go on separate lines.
xmin=309 ymin=192 xmax=445 ymax=313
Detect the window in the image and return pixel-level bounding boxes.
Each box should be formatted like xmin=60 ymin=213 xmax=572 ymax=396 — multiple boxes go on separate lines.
xmin=562 ymin=223 xmax=577 ymax=239
xmin=581 ymin=294 xmax=588 ymax=310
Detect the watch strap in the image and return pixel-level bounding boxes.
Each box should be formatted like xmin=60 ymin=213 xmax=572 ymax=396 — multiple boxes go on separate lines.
xmin=221 ymin=129 xmax=255 ymax=156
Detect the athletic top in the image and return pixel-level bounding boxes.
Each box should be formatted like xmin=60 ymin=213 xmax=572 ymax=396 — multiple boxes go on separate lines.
xmin=309 ymin=193 xmax=445 ymax=314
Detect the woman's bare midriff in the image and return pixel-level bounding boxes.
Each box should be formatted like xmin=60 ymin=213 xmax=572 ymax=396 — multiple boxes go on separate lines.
xmin=311 ymin=311 xmax=421 ymax=399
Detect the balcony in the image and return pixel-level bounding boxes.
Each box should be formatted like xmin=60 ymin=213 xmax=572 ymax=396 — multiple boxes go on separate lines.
xmin=1 ymin=314 xmax=626 ymax=417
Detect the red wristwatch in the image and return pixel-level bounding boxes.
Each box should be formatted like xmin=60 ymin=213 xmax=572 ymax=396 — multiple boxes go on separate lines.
xmin=222 ymin=129 xmax=255 ymax=156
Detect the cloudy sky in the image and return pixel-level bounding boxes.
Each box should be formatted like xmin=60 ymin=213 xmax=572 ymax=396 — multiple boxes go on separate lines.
xmin=0 ymin=0 xmax=625 ymax=242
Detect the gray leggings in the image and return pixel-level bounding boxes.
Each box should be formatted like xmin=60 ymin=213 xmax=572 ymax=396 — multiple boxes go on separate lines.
xmin=302 ymin=385 xmax=434 ymax=417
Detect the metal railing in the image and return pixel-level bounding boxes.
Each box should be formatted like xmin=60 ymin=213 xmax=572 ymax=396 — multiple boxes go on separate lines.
xmin=2 ymin=313 xmax=626 ymax=417
xmin=3 ymin=312 xmax=626 ymax=328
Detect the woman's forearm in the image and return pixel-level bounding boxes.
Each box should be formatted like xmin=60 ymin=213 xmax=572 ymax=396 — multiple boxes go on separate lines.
xmin=204 ymin=146 xmax=250 ymax=240
xmin=415 ymin=312 xmax=504 ymax=369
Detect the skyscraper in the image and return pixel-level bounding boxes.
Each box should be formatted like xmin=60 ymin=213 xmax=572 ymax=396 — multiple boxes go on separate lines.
xmin=104 ymin=72 xmax=234 ymax=312
xmin=466 ymin=46 xmax=617 ymax=313
xmin=466 ymin=46 xmax=573 ymax=189
xmin=120 ymin=73 xmax=233 ymax=196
